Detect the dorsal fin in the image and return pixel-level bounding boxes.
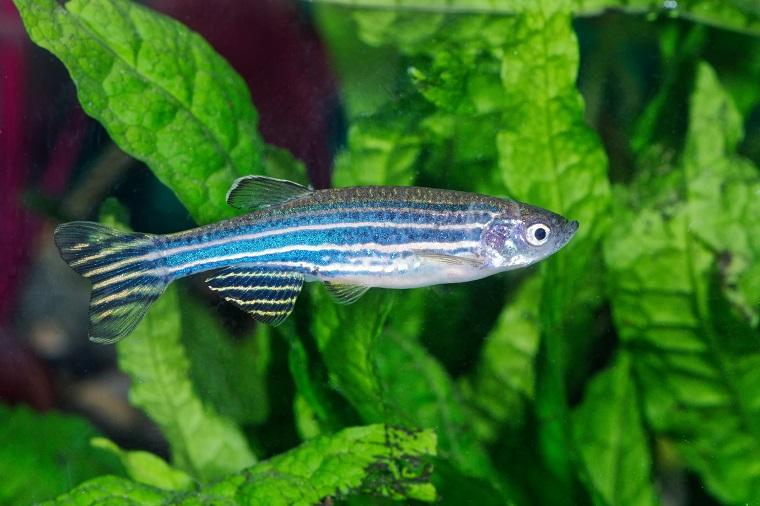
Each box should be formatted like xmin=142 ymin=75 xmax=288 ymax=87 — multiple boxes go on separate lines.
xmin=226 ymin=176 xmax=313 ymax=211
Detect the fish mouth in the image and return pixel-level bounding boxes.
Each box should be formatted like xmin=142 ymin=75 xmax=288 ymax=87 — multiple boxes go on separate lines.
xmin=558 ymin=220 xmax=579 ymax=248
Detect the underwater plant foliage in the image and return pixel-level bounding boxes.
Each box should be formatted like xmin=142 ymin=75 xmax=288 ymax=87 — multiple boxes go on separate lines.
xmin=7 ymin=0 xmax=760 ymax=503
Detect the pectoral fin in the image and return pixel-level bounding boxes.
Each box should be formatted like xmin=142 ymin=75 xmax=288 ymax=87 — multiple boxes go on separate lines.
xmin=324 ymin=282 xmax=371 ymax=304
xmin=226 ymin=175 xmax=313 ymax=211
xmin=206 ymin=267 xmax=304 ymax=325
xmin=417 ymin=251 xmax=486 ymax=268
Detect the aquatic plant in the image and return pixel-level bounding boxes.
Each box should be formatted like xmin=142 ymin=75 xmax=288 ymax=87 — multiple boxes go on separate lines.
xmin=5 ymin=0 xmax=760 ymax=504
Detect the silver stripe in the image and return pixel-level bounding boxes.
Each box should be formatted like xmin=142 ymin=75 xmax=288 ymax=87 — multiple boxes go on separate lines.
xmin=92 ymin=240 xmax=477 ymax=290
xmin=169 ymin=240 xmax=478 ymax=274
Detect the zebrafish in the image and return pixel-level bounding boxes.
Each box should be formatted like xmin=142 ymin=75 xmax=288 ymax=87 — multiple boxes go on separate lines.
xmin=55 ymin=176 xmax=579 ymax=343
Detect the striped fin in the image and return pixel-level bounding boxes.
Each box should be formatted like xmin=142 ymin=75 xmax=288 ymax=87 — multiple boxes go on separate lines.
xmin=205 ymin=267 xmax=304 ymax=326
xmin=324 ymin=282 xmax=370 ymax=305
xmin=226 ymin=176 xmax=312 ymax=211
xmin=54 ymin=222 xmax=168 ymax=344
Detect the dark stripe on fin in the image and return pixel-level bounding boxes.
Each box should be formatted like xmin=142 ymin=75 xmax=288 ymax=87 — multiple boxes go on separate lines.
xmin=226 ymin=176 xmax=312 ymax=211
xmin=54 ymin=222 xmax=168 ymax=344
xmin=323 ymin=282 xmax=370 ymax=304
xmin=205 ymin=267 xmax=304 ymax=326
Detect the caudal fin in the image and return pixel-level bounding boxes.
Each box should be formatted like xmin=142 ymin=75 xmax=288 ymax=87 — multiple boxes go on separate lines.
xmin=54 ymin=222 xmax=168 ymax=343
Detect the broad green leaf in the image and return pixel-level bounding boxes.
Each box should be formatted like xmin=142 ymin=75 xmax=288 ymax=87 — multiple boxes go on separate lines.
xmin=461 ymin=275 xmax=541 ymax=442
xmin=374 ymin=331 xmax=510 ymax=499
xmin=91 ymin=438 xmax=194 ymax=492
xmin=14 ymin=0 xmax=262 ymax=224
xmin=310 ymin=287 xmax=394 ymax=422
xmin=605 ymin=201 xmax=760 ymax=505
xmin=493 ymin=6 xmax=610 ymax=500
xmin=682 ymin=64 xmax=760 ymax=324
xmin=118 ymin=284 xmax=255 ymax=482
xmin=227 ymin=424 xmax=436 ymax=503
xmin=572 ymin=354 xmax=660 ymax=506
xmin=46 ymin=425 xmax=437 ymax=505
xmin=0 ymin=405 xmax=122 ymax=505
xmin=604 ymin=62 xmax=760 ymax=504
xmin=181 ymin=298 xmax=271 ymax=426
xmin=43 ymin=476 xmax=167 ymax=506
xmin=496 ymin=10 xmax=609 ymax=253
xmin=308 ymin=280 xmax=504 ymax=493
xmin=281 ymin=319 xmax=346 ymax=436
xmin=332 ymin=102 xmax=425 ymax=187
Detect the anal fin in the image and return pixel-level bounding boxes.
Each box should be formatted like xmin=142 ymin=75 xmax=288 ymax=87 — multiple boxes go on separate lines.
xmin=324 ymin=282 xmax=370 ymax=305
xmin=206 ymin=267 xmax=304 ymax=326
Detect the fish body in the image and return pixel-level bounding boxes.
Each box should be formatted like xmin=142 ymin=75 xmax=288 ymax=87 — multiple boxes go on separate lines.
xmin=55 ymin=177 xmax=578 ymax=343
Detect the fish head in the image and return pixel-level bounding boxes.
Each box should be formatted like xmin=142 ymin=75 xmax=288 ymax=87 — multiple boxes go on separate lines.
xmin=481 ymin=202 xmax=579 ymax=270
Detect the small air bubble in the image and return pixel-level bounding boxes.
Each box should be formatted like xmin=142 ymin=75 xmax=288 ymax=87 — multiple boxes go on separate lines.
xmin=663 ymin=0 xmax=678 ymax=9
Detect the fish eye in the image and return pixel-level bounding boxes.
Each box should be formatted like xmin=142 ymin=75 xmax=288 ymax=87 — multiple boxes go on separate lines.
xmin=526 ymin=223 xmax=550 ymax=246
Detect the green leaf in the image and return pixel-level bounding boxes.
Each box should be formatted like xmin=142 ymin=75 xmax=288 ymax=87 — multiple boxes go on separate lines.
xmin=91 ymin=438 xmax=194 ymax=492
xmin=374 ymin=331 xmax=507 ymax=490
xmin=42 ymin=476 xmax=167 ymax=506
xmin=117 ymin=284 xmax=256 ymax=482
xmin=572 ymin=354 xmax=660 ymax=506
xmin=14 ymin=0 xmax=262 ymax=224
xmin=281 ymin=319 xmax=346 ymax=437
xmin=310 ymin=287 xmax=394 ymax=422
xmin=229 ymin=424 xmax=437 ymax=503
xmin=604 ymin=62 xmax=760 ymax=504
xmin=0 ymin=405 xmax=123 ymax=505
xmin=682 ymin=64 xmax=760 ymax=324
xmin=332 ymin=103 xmax=425 ymax=187
xmin=181 ymin=298 xmax=271 ymax=426
xmin=496 ymin=11 xmax=609 ymax=251
xmin=46 ymin=425 xmax=437 ymax=505
xmin=461 ymin=275 xmax=542 ymax=442
xmin=493 ymin=7 xmax=610 ymax=500
xmin=307 ymin=279 xmax=505 ymax=493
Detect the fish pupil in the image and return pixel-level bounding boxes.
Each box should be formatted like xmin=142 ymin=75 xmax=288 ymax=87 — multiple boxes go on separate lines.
xmin=534 ymin=227 xmax=547 ymax=241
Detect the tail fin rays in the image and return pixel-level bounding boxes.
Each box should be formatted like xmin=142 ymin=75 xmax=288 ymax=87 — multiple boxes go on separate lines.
xmin=54 ymin=222 xmax=168 ymax=344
